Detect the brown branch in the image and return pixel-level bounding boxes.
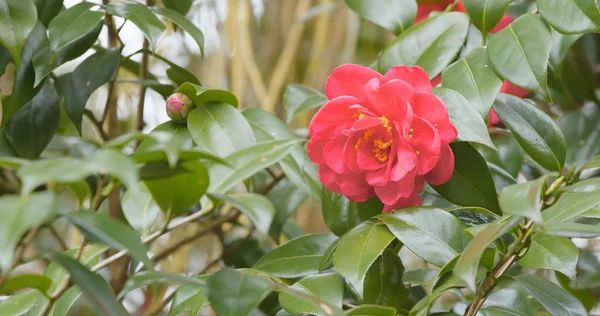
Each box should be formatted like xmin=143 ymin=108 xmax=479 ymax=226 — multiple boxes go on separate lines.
xmin=83 ymin=109 xmax=109 ymax=141
xmin=0 ymin=226 xmax=41 ymax=287
xmin=145 ymin=290 xmax=176 ymax=316
xmin=135 ymin=0 xmax=154 ymax=135
xmin=260 ymin=171 xmax=285 ymax=194
xmin=47 ymin=225 xmax=68 ymax=251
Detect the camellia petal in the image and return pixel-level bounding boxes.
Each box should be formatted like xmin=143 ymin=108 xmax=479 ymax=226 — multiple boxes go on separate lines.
xmin=424 ymin=143 xmax=455 ymax=185
xmin=325 ymin=64 xmax=386 ymax=100
xmin=319 ymin=164 xmax=342 ymax=194
xmin=411 ymin=92 xmax=457 ymax=143
xmin=384 ymin=66 xmax=433 ymax=93
xmin=308 ymin=96 xmax=359 ymax=137
xmin=323 ymin=136 xmax=351 ymax=174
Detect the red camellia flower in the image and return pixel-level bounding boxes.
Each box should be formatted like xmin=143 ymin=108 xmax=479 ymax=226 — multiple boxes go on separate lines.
xmin=418 ymin=1 xmax=531 ymax=126
xmin=308 ymin=64 xmax=458 ymax=212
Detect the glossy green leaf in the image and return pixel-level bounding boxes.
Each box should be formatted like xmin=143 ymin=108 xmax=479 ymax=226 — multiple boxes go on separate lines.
xmin=33 ymin=0 xmax=62 ymax=27
xmin=582 ymin=154 xmax=600 ymax=170
xmin=318 ymin=237 xmax=339 ymax=272
xmin=179 ymin=83 xmax=238 ymax=108
xmin=151 ymin=6 xmax=204 ymax=57
xmin=268 ymin=178 xmax=309 ymax=239
xmin=144 ymin=160 xmax=209 ymax=216
xmin=121 ymin=185 xmax=160 ymax=234
xmin=378 ymin=12 xmax=469 ymax=77
xmin=67 ymin=211 xmax=153 ymax=269
xmin=345 ymin=0 xmax=416 ymax=34
xmin=493 ymin=93 xmax=566 ymax=171
xmin=279 ymin=273 xmax=343 ymax=315
xmin=487 ymin=14 xmax=551 ymax=98
xmin=187 ymin=102 xmax=254 ymax=157
xmin=477 ymin=133 xmax=524 ymax=177
xmin=545 ymin=222 xmax=600 ymax=238
xmin=49 ymin=253 xmax=128 ymax=316
xmin=161 ymin=0 xmax=191 ymax=15
xmin=207 ymin=268 xmax=273 ymax=316
xmin=54 ymin=21 xmax=102 ymax=66
xmin=559 ymin=103 xmax=600 ymax=167
xmin=432 ymin=142 xmax=501 ymax=214
xmin=363 ymin=250 xmax=409 ymax=310
xmin=441 ymin=47 xmax=502 ymax=119
xmin=0 ymin=290 xmax=39 ymax=316
xmin=254 ymin=234 xmax=336 ymax=278
xmin=209 ymin=139 xmax=301 ymax=194
xmin=518 ymin=233 xmax=578 ymax=280
xmin=488 ymin=162 xmax=517 ymax=192
xmin=242 ymin=108 xmax=321 ymax=199
xmin=481 ymin=282 xmax=536 ymax=316
xmin=283 ymin=83 xmax=327 ymax=124
xmin=333 ymin=221 xmax=395 ymax=293
xmin=210 ymin=193 xmax=275 ymax=246
xmin=30 ymin=20 xmax=51 ymax=87
xmin=433 ymin=87 xmax=494 ymax=148
xmin=47 ymin=2 xmax=103 ymax=54
xmin=511 ymin=275 xmax=587 ymax=316
xmin=543 ymin=191 xmax=600 ymax=224
xmin=537 ymin=0 xmax=600 ymax=34
xmin=499 ymin=175 xmax=554 ymax=223
xmin=131 ymin=48 xmax=199 ymax=86
xmin=377 ymin=207 xmax=471 ymax=267
xmin=403 ymin=268 xmax=437 ymax=288
xmin=105 ymin=2 xmax=165 ymax=50
xmin=0 ymin=192 xmax=56 ymax=270
xmin=57 ymin=48 xmax=121 ymax=133
xmin=564 ymin=178 xmax=600 ymax=194
xmin=322 ymin=191 xmax=382 ymax=237
xmin=409 ymin=275 xmax=464 ymax=316
xmin=0 ymin=0 xmax=37 ymax=66
xmin=462 ymin=0 xmax=511 ymax=37
xmin=168 ymin=276 xmax=208 ymax=316
xmin=0 ymin=274 xmax=52 ymax=295
xmin=454 ymin=215 xmax=521 ymax=291
xmin=347 ymin=305 xmax=397 ymax=316
xmin=118 ymin=271 xmax=205 ymax=299
xmin=6 ymin=82 xmax=59 ymax=159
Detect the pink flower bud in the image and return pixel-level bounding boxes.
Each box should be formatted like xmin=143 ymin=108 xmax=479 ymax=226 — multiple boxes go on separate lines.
xmin=166 ymin=93 xmax=194 ymax=121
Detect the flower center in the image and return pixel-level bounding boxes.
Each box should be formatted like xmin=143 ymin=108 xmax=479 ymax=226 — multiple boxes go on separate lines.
xmin=353 ymin=116 xmax=394 ymax=162
xmin=372 ymin=138 xmax=393 ymax=162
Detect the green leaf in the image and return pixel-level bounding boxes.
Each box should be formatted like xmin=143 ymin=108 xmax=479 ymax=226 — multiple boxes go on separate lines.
xmin=168 ymin=276 xmax=208 ymax=316
xmin=322 ymin=190 xmax=382 ymax=237
xmin=545 ymin=222 xmax=600 ymax=238
xmin=481 ymin=282 xmax=536 ymax=316
xmin=462 ymin=0 xmax=511 ymax=37
xmin=347 ymin=305 xmax=397 ymax=316
xmin=550 ymin=32 xmax=596 ymax=104
xmin=30 ymin=20 xmax=51 ymax=87
xmin=254 ymin=234 xmax=336 ymax=278
xmin=318 ymin=237 xmax=339 ymax=272
xmin=493 ymin=93 xmax=566 ymax=172
xmin=345 ymin=0 xmax=416 ymax=35
xmin=283 ymin=83 xmax=327 ymax=124
xmin=207 ymin=268 xmax=273 ymax=316
xmin=477 ymin=133 xmax=524 ymax=177
xmin=453 ymin=215 xmax=521 ymax=291
xmin=363 ymin=250 xmax=409 ymax=310
xmin=441 ymin=47 xmax=503 ymax=119
xmin=378 ymin=12 xmax=469 ymax=77
xmin=161 ymin=0 xmax=192 ymax=15
xmin=242 ymin=108 xmax=322 ymax=200
xmin=487 ymin=14 xmax=551 ymax=98
xmin=488 ymin=162 xmax=517 ymax=192
xmin=67 ymin=211 xmax=153 ymax=269
xmin=432 ymin=142 xmax=501 ymax=214
xmin=433 ymin=87 xmax=494 ymax=148
xmin=409 ymin=275 xmax=464 ymax=316
xmin=559 ymin=103 xmax=600 ymax=167
xmin=105 ymin=2 xmax=165 ymax=50
xmin=377 ymin=207 xmax=471 ymax=267
xmin=209 ymin=139 xmax=301 ymax=194
xmin=582 ymin=155 xmax=600 ymax=170
xmin=333 ymin=221 xmax=395 ymax=294
xmin=403 ymin=268 xmax=437 ymax=288
xmin=178 ymin=83 xmax=238 ymax=108
xmin=49 ymin=253 xmax=128 ymax=316
xmin=499 ymin=175 xmax=554 ymax=223
xmin=279 ymin=273 xmax=343 ymax=316
xmin=518 ymin=233 xmax=578 ymax=280
xmin=565 ymin=178 xmax=600 ymax=194
xmin=510 ymin=275 xmax=587 ymax=316
xmin=47 ymin=2 xmax=103 ymax=53
xmin=118 ymin=271 xmax=206 ymax=299
xmin=210 ymin=193 xmax=275 ymax=246
xmin=57 ymin=48 xmax=121 ymax=133
xmin=150 ymin=6 xmax=204 ymax=57
xmin=144 ymin=160 xmax=209 ymax=216
xmin=537 ymin=0 xmax=600 ymax=34
xmin=0 ymin=290 xmax=39 ymax=316
xmin=543 ymin=191 xmax=600 ymax=224
xmin=0 ymin=274 xmax=52 ymax=295
xmin=268 ymin=178 xmax=309 ymax=239
xmin=33 ymin=0 xmax=62 ymax=27
xmin=121 ymin=185 xmax=160 ymax=234
xmin=0 ymin=0 xmax=37 ymax=66
xmin=0 ymin=192 xmax=56 ymax=270
xmin=5 ymin=81 xmax=59 ymax=159
xmin=187 ymin=102 xmax=254 ymax=157
xmin=54 ymin=21 xmax=102 ymax=66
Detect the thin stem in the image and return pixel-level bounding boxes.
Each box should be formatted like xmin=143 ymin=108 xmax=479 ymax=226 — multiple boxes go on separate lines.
xmin=47 ymin=225 xmax=68 ymax=251
xmin=83 ymin=109 xmax=109 ymax=141
xmin=135 ymin=0 xmax=153 ymax=136
xmin=145 ymin=290 xmax=176 ymax=316
xmin=0 ymin=226 xmax=41 ymax=287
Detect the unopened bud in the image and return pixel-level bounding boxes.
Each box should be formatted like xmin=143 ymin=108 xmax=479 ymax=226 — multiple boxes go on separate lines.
xmin=166 ymin=93 xmax=194 ymax=121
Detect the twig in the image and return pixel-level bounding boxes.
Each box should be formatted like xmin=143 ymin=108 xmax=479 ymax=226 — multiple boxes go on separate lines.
xmin=146 ymin=290 xmax=176 ymax=316
xmin=83 ymin=109 xmax=109 ymax=141
xmin=47 ymin=225 xmax=68 ymax=251
xmin=135 ymin=0 xmax=154 ymax=136
xmin=0 ymin=226 xmax=42 ymax=287
xmin=260 ymin=172 xmax=285 ymax=194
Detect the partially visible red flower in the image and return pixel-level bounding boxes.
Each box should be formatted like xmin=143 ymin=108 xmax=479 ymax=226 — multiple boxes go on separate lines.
xmin=417 ymin=1 xmax=531 ymax=126
xmin=308 ymin=64 xmax=458 ymax=213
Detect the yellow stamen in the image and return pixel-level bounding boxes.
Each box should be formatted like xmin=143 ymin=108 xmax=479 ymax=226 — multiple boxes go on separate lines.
xmin=379 ymin=116 xmax=392 ymax=134
xmin=372 ymin=138 xmax=394 ymax=162
xmin=416 ymin=151 xmax=420 ymax=155
xmin=355 ymin=128 xmax=374 ymax=151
